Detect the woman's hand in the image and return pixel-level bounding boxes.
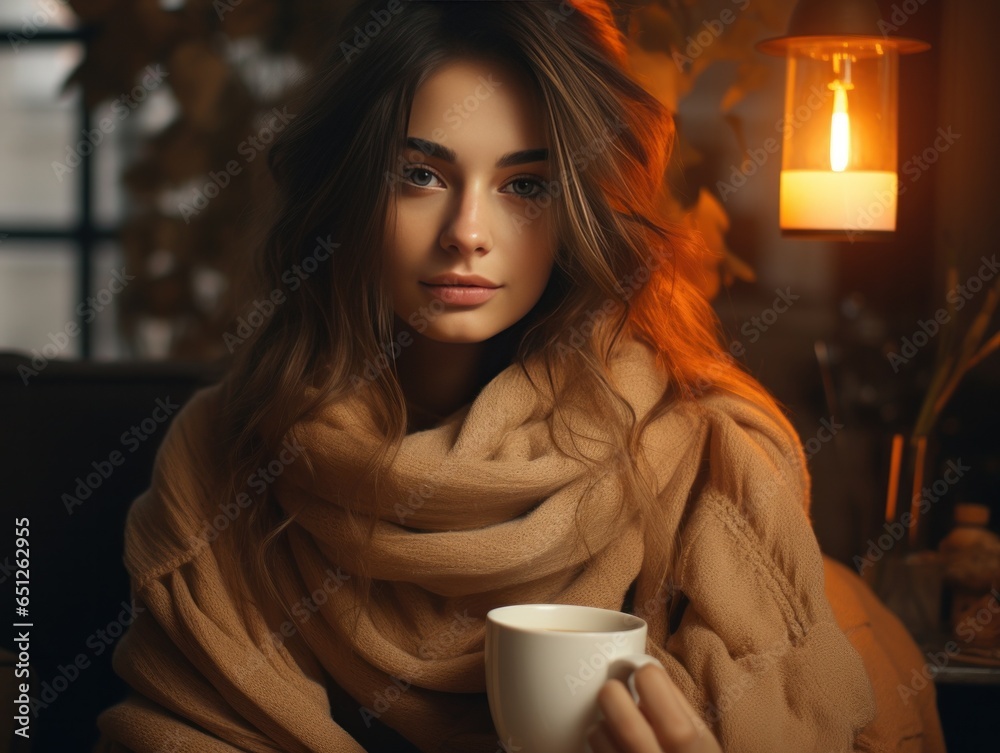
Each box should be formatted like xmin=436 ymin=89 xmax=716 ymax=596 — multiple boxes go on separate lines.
xmin=586 ymin=663 xmax=723 ymax=753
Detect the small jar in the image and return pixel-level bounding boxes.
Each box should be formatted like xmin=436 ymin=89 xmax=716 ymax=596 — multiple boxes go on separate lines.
xmin=938 ymin=503 xmax=1000 ymax=651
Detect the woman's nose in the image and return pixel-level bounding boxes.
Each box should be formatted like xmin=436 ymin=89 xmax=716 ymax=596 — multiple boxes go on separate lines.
xmin=439 ymin=187 xmax=493 ymax=255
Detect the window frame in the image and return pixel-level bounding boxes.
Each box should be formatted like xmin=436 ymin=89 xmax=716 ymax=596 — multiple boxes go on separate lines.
xmin=1 ymin=24 xmax=121 ymax=358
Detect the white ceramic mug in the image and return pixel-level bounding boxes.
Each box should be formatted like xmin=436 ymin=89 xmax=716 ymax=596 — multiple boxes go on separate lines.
xmin=485 ymin=603 xmax=663 ymax=753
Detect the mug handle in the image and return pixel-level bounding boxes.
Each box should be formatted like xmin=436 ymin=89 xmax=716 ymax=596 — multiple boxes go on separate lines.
xmin=585 ymin=655 xmax=668 ymax=752
xmin=608 ymin=654 xmax=665 ymax=704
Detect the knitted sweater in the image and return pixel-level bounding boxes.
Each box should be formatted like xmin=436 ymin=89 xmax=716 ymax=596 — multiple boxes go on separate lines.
xmin=92 ymin=339 xmax=942 ymax=752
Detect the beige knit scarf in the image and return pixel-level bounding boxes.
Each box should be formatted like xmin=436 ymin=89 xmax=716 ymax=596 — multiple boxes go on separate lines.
xmin=95 ymin=337 xmax=813 ymax=753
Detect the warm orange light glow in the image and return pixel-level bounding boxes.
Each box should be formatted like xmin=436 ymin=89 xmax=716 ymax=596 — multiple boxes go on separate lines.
xmin=830 ymin=82 xmax=851 ymax=172
xmin=885 ymin=433 xmax=903 ymax=524
xmin=779 ymin=170 xmax=897 ymax=232
xmin=766 ymin=39 xmax=912 ymax=235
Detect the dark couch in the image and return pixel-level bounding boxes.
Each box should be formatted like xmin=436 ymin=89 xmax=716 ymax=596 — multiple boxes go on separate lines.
xmin=0 ymin=351 xmax=223 ymax=753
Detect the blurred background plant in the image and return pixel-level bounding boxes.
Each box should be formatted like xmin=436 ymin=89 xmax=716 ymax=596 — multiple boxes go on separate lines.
xmin=62 ymin=0 xmax=350 ymax=358
xmin=910 ymin=254 xmax=1000 ymax=442
xmin=621 ymin=0 xmax=794 ymax=298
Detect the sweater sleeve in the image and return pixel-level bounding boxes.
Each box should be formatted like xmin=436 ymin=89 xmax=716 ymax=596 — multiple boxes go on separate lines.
xmin=646 ymin=394 xmax=877 ymax=753
xmin=92 ymin=557 xmax=368 ymax=753
xmin=92 ymin=387 xmax=368 ymax=753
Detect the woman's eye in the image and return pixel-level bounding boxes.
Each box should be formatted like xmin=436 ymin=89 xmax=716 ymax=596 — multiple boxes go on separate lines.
xmin=401 ymin=167 xmax=547 ymax=200
xmin=505 ymin=177 xmax=547 ymax=199
xmin=402 ymin=166 xmax=439 ymax=188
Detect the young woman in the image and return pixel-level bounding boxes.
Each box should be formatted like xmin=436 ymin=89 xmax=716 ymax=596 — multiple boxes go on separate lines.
xmin=93 ymin=1 xmax=899 ymax=751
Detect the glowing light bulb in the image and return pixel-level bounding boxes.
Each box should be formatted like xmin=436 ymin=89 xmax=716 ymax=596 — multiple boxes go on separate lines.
xmin=829 ymin=81 xmax=851 ymax=172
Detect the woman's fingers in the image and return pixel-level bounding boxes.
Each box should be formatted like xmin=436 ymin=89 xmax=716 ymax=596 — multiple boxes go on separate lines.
xmin=586 ymin=720 xmax=621 ymax=753
xmin=595 ymin=678 xmax=662 ymax=753
xmin=631 ymin=664 xmax=722 ymax=753
xmin=592 ymin=665 xmax=723 ymax=753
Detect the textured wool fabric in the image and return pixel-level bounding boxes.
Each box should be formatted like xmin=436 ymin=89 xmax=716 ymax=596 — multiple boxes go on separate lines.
xmin=93 ymin=338 xmax=936 ymax=752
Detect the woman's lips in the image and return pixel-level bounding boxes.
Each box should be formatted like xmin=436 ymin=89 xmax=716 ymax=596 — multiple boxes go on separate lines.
xmin=419 ymin=282 xmax=500 ymax=305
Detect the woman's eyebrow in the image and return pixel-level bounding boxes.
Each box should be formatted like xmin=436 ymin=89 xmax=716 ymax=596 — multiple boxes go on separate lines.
xmin=405 ymin=137 xmax=548 ymax=167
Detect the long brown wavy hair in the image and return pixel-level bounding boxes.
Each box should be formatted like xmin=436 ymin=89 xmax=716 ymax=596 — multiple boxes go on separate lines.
xmin=214 ymin=0 xmax=798 ymax=633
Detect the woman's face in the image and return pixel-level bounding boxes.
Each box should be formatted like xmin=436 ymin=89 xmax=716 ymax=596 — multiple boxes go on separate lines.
xmin=385 ymin=57 xmax=559 ymax=343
